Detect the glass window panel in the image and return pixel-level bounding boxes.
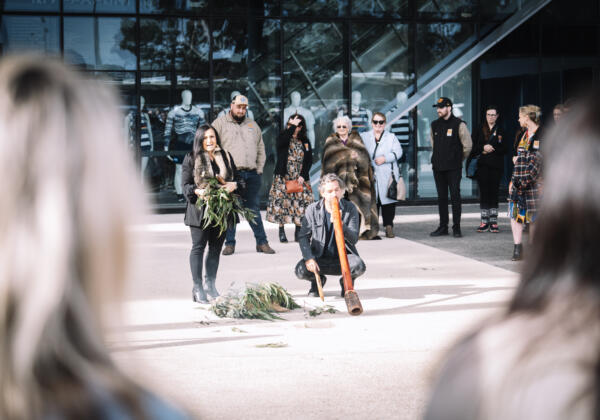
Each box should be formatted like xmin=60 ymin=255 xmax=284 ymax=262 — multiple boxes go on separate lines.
xmin=138 ymin=72 xmax=179 ymax=202
xmin=351 ymin=23 xmax=415 ymax=196
xmin=139 ymin=18 xmax=209 ymax=72
xmin=481 ymin=0 xmax=520 ymax=20
xmin=282 ymin=0 xmax=348 ymax=17
xmin=140 ymin=0 xmax=208 ymax=14
xmin=64 ymin=0 xmax=135 ymax=13
xmin=0 ymin=16 xmax=60 ymax=55
xmin=3 ymin=0 xmax=58 ymax=11
xmin=214 ymin=0 xmax=279 ymax=16
xmin=64 ymin=17 xmax=136 ymax=71
xmin=213 ymin=18 xmax=281 ymax=205
xmin=416 ymin=23 xmax=474 ymax=88
xmin=284 ymin=21 xmax=344 ymax=181
xmin=352 ymin=0 xmax=409 ymax=18
xmin=416 ymin=67 xmax=474 ymax=199
xmin=416 ymin=0 xmax=476 ymax=19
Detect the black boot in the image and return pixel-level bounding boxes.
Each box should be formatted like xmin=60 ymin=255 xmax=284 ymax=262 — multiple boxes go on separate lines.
xmin=294 ymin=225 xmax=301 ymax=242
xmin=192 ymin=285 xmax=209 ymax=304
xmin=307 ymin=275 xmax=326 ymax=297
xmin=205 ymin=278 xmax=219 ymax=299
xmin=511 ymin=244 xmax=523 ymax=261
xmin=279 ymin=226 xmax=288 ymax=243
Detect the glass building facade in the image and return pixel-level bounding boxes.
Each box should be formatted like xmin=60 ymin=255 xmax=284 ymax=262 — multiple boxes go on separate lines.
xmin=1 ymin=0 xmax=598 ymax=208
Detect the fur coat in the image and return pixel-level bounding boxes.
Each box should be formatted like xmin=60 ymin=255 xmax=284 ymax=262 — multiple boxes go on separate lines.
xmin=321 ymin=131 xmax=379 ymax=239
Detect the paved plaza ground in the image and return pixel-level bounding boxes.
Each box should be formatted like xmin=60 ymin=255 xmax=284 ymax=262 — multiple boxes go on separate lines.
xmin=112 ymin=203 xmax=523 ymax=419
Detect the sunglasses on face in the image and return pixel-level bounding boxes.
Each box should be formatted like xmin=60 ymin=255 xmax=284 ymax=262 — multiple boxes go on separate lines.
xmin=372 ymin=120 xmax=386 ymax=125
xmin=337 ymin=125 xmax=348 ymax=129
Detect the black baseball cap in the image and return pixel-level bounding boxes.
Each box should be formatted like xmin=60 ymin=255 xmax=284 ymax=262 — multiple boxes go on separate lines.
xmin=433 ymin=97 xmax=453 ymax=108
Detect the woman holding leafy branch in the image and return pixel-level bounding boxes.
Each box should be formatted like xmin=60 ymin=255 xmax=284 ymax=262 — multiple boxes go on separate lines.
xmin=182 ymin=124 xmax=244 ymax=304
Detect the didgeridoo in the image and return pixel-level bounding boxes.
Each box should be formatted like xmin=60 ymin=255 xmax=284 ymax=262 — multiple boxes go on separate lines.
xmin=331 ymin=197 xmax=363 ymax=316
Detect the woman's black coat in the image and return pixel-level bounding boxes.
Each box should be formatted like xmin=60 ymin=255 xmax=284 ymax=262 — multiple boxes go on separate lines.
xmin=469 ymin=123 xmax=507 ymax=169
xmin=273 ymin=124 xmax=312 ymax=180
xmin=181 ymin=151 xmax=243 ymax=228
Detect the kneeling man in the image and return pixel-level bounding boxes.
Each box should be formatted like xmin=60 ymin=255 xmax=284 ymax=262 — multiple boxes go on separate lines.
xmin=295 ymin=173 xmax=366 ymax=297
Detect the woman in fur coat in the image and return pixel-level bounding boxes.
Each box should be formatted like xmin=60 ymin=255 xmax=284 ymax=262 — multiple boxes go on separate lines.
xmin=182 ymin=124 xmax=242 ymax=303
xmin=321 ymin=115 xmax=379 ymax=239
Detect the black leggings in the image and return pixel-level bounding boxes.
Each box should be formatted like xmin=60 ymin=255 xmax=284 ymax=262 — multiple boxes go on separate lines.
xmin=477 ymin=165 xmax=502 ymax=209
xmin=189 ymin=225 xmax=226 ymax=287
xmin=377 ymin=198 xmax=396 ymax=226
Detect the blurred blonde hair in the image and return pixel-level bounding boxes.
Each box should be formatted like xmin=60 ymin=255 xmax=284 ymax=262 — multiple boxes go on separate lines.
xmin=519 ymin=104 xmax=542 ymax=125
xmin=0 ymin=55 xmax=146 ymax=418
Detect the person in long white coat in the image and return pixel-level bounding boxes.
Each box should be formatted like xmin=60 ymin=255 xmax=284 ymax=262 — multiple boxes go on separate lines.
xmin=360 ymin=112 xmax=403 ymax=238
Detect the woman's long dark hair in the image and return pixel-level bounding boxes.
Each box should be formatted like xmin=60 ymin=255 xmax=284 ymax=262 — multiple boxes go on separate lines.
xmin=510 ymin=96 xmax=600 ymax=313
xmin=288 ymin=113 xmax=308 ymax=143
xmin=193 ymin=124 xmax=222 ymax=160
xmin=506 ymin=94 xmax=600 ymax=417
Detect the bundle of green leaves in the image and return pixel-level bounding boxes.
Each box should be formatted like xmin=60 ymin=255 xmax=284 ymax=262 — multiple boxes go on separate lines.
xmin=211 ymin=283 xmax=301 ymax=321
xmin=196 ymin=178 xmax=255 ymax=235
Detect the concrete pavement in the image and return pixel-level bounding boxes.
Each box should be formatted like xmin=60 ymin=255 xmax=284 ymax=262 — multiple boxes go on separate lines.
xmin=112 ymin=204 xmax=521 ymax=419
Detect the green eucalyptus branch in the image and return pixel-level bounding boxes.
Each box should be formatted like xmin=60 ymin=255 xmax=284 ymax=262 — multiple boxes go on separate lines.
xmin=196 ymin=178 xmax=256 ymax=236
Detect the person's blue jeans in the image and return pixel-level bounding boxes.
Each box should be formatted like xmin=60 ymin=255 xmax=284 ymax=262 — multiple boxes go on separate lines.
xmin=225 ymin=170 xmax=268 ymax=246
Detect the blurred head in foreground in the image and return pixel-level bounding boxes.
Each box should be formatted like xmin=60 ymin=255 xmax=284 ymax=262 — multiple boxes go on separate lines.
xmin=424 ymin=92 xmax=600 ymax=419
xmin=0 ymin=56 xmax=186 ymax=419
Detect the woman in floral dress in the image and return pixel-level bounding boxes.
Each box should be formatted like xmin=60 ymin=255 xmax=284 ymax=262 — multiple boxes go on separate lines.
xmin=267 ymin=114 xmax=314 ymax=242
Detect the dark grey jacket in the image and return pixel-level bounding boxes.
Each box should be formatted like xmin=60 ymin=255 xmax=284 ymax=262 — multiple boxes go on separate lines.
xmin=298 ymin=198 xmax=360 ymax=261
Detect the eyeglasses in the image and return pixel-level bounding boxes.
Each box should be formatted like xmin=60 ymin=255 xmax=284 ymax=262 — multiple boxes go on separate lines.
xmin=337 ymin=125 xmax=348 ymax=129
xmin=372 ymin=120 xmax=386 ymax=125
xmin=486 ymin=113 xmax=498 ymax=117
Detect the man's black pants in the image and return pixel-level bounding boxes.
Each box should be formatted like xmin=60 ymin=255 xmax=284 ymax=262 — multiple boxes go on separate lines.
xmin=295 ymin=255 xmax=366 ymax=284
xmin=433 ymin=168 xmax=462 ymax=229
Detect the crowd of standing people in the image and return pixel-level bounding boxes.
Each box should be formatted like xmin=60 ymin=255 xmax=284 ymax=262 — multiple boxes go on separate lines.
xmin=178 ymin=87 xmax=568 ymax=300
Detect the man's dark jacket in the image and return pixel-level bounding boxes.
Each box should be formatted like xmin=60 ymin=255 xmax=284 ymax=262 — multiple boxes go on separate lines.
xmin=298 ymin=198 xmax=360 ymax=261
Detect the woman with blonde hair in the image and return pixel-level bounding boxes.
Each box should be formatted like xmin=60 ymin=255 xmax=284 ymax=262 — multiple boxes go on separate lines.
xmin=509 ymin=104 xmax=542 ymax=261
xmin=0 ymin=56 xmax=190 ymax=419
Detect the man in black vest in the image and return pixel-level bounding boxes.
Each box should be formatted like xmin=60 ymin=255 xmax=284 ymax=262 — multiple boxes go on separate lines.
xmin=429 ymin=97 xmax=472 ymax=238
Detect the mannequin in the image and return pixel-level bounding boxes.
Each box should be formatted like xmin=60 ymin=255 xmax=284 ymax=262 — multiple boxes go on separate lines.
xmin=387 ymin=91 xmax=413 ymax=180
xmin=338 ymin=90 xmax=372 ymax=133
xmin=218 ymin=90 xmax=254 ymax=120
xmin=164 ymin=89 xmax=205 ymax=198
xmin=283 ymin=91 xmax=316 ymax=149
xmin=124 ymin=96 xmax=154 ymax=182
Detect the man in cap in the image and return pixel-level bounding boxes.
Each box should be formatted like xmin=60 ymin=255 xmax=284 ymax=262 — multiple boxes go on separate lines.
xmin=429 ymin=97 xmax=472 ymax=238
xmin=212 ymin=94 xmax=275 ymax=255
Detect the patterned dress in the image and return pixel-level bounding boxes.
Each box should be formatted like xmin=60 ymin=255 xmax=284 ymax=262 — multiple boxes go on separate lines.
xmin=266 ymin=136 xmax=314 ymax=225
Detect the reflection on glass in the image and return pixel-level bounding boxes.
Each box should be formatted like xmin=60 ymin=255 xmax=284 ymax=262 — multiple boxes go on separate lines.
xmin=64 ymin=17 xmax=136 ymax=70
xmin=3 ymin=0 xmax=58 ymax=11
xmin=481 ymin=0 xmax=519 ymax=19
xmin=284 ymin=22 xmax=344 ymax=168
xmin=64 ymin=0 xmax=134 ymax=13
xmin=0 ymin=16 xmax=60 ymax=54
xmin=138 ymin=72 xmax=175 ymax=198
xmin=416 ymin=0 xmax=476 ymax=18
xmin=140 ymin=0 xmax=208 ymax=14
xmin=351 ymin=22 xmax=414 ymax=194
xmin=138 ymin=18 xmax=209 ymax=72
xmin=213 ymin=19 xmax=281 ymax=203
xmin=416 ymin=23 xmax=474 ymax=87
xmin=282 ymin=0 xmax=348 ymax=17
xmin=352 ymin=0 xmax=409 ymax=17
xmin=416 ymin=67 xmax=474 ymax=199
xmin=214 ymin=0 xmax=279 ymax=16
